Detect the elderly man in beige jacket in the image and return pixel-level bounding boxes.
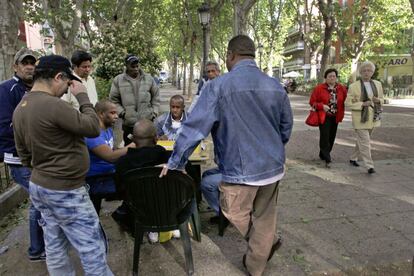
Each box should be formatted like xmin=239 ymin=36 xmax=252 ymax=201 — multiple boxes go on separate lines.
xmin=346 ymin=61 xmax=384 ymax=174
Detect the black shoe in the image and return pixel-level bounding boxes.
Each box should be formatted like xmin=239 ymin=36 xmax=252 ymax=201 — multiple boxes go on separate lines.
xmin=218 ymin=214 xmax=230 ymax=236
xmin=268 ymin=235 xmax=282 ymax=261
xmin=349 ymin=160 xmax=360 ymax=167
xmin=319 ymin=153 xmax=325 ymax=161
xmin=209 ymin=215 xmax=220 ymax=224
xmin=368 ymin=168 xmax=376 ymax=174
xmin=325 ymin=161 xmax=331 ymax=168
xmin=29 ymin=252 xmax=46 ymax=262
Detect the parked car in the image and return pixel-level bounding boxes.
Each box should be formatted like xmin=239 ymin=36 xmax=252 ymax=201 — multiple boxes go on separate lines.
xmin=159 ymin=71 xmax=169 ymax=83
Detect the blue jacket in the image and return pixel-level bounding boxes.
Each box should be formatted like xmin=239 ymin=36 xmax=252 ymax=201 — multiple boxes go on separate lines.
xmin=0 ymin=75 xmax=30 ymax=163
xmin=168 ymin=59 xmax=293 ymax=184
xmin=155 ymin=111 xmax=188 ymax=141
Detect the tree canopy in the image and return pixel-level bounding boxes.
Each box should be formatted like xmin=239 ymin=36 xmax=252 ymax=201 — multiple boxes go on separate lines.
xmin=0 ymin=0 xmax=412 ymax=89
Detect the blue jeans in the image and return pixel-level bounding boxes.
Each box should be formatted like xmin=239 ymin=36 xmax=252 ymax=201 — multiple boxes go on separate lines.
xmin=200 ymin=168 xmax=222 ymax=215
xmin=9 ymin=165 xmax=45 ymax=257
xmin=29 ymin=182 xmax=113 ymax=276
xmin=85 ymin=174 xmax=117 ymax=215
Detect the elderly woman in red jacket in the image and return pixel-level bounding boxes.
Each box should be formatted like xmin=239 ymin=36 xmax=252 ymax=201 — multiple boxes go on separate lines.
xmin=309 ymin=68 xmax=347 ymax=168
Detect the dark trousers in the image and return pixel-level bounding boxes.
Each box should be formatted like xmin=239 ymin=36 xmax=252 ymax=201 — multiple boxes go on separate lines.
xmin=318 ymin=115 xmax=338 ymax=163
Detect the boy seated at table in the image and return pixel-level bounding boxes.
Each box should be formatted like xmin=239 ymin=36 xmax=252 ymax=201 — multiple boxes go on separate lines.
xmin=114 ymin=119 xmax=182 ymax=243
xmin=155 ymin=95 xmax=187 ymax=141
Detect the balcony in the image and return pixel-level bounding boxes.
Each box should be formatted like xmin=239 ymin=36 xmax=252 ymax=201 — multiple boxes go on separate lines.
xmin=284 ymin=58 xmax=305 ymax=67
xmin=287 ymin=25 xmax=300 ymax=36
xmin=283 ymin=41 xmax=305 ymax=54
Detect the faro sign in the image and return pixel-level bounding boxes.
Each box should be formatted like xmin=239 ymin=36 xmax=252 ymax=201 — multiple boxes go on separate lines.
xmin=387 ymin=58 xmax=408 ymax=66
xmin=372 ymin=56 xmax=413 ymax=68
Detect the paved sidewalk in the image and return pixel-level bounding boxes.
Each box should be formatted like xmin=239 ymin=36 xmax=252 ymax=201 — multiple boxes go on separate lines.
xmin=0 ymin=89 xmax=413 ymax=275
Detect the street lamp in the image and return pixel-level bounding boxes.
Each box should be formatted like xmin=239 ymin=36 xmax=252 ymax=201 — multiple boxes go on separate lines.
xmin=198 ymin=2 xmax=210 ymax=79
xmin=258 ymin=43 xmax=264 ymax=70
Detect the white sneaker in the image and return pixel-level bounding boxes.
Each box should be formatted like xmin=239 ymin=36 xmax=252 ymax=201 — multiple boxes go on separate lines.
xmin=148 ymin=232 xmax=159 ymax=243
xmin=171 ymin=230 xmax=181 ymax=239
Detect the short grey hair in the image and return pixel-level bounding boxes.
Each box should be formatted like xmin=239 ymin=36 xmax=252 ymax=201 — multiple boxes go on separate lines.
xmin=359 ymin=61 xmax=375 ymax=73
xmin=205 ymin=61 xmax=220 ymax=71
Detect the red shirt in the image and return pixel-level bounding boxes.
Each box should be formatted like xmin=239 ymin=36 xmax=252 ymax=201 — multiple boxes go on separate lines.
xmin=309 ymin=83 xmax=347 ymax=124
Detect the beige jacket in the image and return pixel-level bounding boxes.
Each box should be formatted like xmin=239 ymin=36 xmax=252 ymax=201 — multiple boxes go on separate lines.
xmin=345 ymin=80 xmax=384 ymax=129
xmin=63 ymin=73 xmax=98 ymax=110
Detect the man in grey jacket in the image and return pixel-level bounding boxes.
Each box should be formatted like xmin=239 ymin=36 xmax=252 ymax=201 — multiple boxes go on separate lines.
xmin=109 ymin=54 xmax=160 ymax=145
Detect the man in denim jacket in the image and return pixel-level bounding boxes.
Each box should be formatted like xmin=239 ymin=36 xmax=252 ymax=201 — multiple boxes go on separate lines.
xmin=160 ymin=35 xmax=293 ymax=276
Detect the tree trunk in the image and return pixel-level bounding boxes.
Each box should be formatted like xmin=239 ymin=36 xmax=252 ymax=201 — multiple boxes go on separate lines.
xmin=350 ymin=55 xmax=362 ymax=83
xmin=318 ymin=0 xmax=335 ymax=82
xmin=310 ymin=48 xmax=321 ymax=80
xmin=0 ymin=0 xmax=23 ymax=81
xmin=310 ymin=57 xmax=318 ymax=80
xmin=44 ymin=0 xmax=84 ymax=57
xmin=172 ymin=55 xmax=177 ymax=86
xmin=207 ymin=0 xmax=225 ymax=65
xmin=177 ymin=61 xmax=181 ymax=90
xmin=188 ymin=32 xmax=196 ymax=100
xmin=182 ymin=62 xmax=187 ymax=96
xmin=232 ymin=0 xmax=257 ymax=35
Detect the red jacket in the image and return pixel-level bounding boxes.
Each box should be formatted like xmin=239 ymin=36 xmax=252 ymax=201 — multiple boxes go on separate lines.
xmin=309 ymin=83 xmax=347 ymax=124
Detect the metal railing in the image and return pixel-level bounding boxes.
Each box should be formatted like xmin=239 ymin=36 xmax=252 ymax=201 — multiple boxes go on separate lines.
xmin=283 ymin=41 xmax=305 ymax=54
xmin=284 ymin=58 xmax=305 ymax=67
xmin=0 ymin=163 xmax=13 ymax=194
xmin=383 ymin=87 xmax=414 ymax=98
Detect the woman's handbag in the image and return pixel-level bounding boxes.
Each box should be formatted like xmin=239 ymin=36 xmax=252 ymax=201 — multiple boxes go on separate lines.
xmin=305 ymin=107 xmax=320 ymax=127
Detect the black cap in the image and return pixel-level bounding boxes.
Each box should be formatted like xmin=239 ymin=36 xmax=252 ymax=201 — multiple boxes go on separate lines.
xmin=125 ymin=54 xmax=139 ymax=64
xmin=36 ymin=55 xmax=82 ymax=82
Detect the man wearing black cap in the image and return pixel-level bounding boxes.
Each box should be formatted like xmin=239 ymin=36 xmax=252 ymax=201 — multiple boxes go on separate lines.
xmin=109 ymin=54 xmax=160 ymax=145
xmin=13 ymin=55 xmax=113 ymax=275
xmin=0 ymin=48 xmax=46 ymax=262
xmin=160 ymin=35 xmax=293 ymax=276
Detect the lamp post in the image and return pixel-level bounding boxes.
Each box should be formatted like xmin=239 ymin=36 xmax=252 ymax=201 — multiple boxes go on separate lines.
xmin=198 ymin=2 xmax=210 ymax=79
xmin=258 ymin=43 xmax=264 ymax=70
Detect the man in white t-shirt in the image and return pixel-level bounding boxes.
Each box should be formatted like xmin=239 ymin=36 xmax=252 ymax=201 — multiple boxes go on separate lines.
xmin=63 ymin=50 xmax=98 ymax=109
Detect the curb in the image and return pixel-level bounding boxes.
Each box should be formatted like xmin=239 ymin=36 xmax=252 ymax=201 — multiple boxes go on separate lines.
xmin=0 ymin=185 xmax=28 ymax=219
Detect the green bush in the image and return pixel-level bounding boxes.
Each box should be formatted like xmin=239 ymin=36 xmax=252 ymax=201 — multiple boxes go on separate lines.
xmin=95 ymin=77 xmax=112 ymax=99
xmin=92 ymin=24 xmax=161 ymax=81
xmin=338 ymin=64 xmax=352 ymax=85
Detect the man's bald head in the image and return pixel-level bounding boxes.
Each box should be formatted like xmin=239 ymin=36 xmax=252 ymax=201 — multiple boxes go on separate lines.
xmin=132 ymin=119 xmax=157 ymax=147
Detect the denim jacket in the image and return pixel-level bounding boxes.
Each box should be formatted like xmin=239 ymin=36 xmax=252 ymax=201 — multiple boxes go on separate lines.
xmin=167 ymin=59 xmax=293 ymax=184
xmin=155 ymin=111 xmax=187 ymax=140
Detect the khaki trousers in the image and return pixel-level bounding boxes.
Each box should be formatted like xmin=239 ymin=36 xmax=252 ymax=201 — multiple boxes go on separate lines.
xmin=350 ymin=128 xmax=374 ymax=169
xmin=219 ymin=181 xmax=279 ymax=276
